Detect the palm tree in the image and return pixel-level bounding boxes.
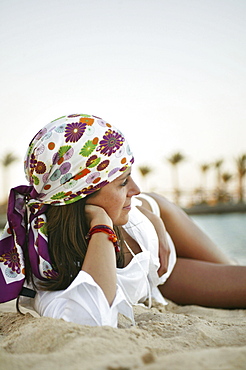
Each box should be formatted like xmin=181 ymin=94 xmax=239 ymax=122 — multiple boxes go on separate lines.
xmin=235 ymin=154 xmax=246 ymax=203
xmin=138 ymin=165 xmax=152 ymax=177
xmin=221 ymin=172 xmax=233 ymax=185
xmin=0 ymin=152 xmax=19 ymax=203
xmin=221 ymin=172 xmax=233 ymax=202
xmin=166 ymin=152 xmax=185 ymax=204
xmin=199 ymin=163 xmax=210 ymax=203
xmin=214 ymin=159 xmax=223 ymax=189
xmin=213 ymin=159 xmax=224 ymax=203
xmin=138 ymin=165 xmax=153 ymax=192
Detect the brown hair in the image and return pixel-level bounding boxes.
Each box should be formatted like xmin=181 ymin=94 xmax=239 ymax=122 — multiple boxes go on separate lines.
xmin=35 ymin=195 xmax=125 ymax=291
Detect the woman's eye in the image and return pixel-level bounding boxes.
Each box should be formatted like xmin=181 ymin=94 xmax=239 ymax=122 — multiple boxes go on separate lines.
xmin=121 ymin=179 xmax=128 ymax=186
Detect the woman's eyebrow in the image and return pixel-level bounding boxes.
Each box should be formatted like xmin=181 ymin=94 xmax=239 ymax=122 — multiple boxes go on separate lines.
xmin=117 ymin=171 xmax=131 ymax=182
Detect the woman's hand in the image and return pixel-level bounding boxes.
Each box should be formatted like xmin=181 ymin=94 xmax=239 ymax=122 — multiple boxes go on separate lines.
xmin=137 ymin=206 xmax=170 ymax=277
xmin=156 ymin=223 xmax=171 ymax=277
xmin=85 ymin=204 xmax=113 ymax=229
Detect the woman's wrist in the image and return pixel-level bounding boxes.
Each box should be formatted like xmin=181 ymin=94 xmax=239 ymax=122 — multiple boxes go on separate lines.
xmin=86 ymin=224 xmax=120 ymax=252
xmin=90 ymin=216 xmax=113 ymax=229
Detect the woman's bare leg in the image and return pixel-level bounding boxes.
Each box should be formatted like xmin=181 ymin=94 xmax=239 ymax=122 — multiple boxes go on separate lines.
xmin=159 ymin=258 xmax=246 ymax=308
xmin=147 ymin=192 xmax=234 ymax=264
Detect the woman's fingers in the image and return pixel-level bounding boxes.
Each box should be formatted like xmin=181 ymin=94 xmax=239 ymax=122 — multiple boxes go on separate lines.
xmin=158 ymin=241 xmax=171 ymax=276
xmin=85 ymin=205 xmax=113 ymax=228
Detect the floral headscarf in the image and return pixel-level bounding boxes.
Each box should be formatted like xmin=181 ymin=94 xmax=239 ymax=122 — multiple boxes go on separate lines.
xmin=0 ymin=114 xmax=134 ymax=303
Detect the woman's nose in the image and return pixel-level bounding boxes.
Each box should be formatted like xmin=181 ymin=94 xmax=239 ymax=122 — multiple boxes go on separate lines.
xmin=128 ymin=178 xmax=141 ymax=197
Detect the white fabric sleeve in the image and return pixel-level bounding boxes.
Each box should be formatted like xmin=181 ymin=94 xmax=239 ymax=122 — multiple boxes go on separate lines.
xmin=32 ymin=271 xmax=134 ymax=328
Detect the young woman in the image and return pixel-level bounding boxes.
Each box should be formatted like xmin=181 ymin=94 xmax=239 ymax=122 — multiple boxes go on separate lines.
xmin=0 ymin=113 xmax=245 ymax=327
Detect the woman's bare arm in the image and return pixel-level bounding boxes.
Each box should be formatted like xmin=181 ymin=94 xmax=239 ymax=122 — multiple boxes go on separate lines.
xmin=81 ymin=205 xmax=117 ymax=305
xmin=159 ymin=258 xmax=246 ymax=308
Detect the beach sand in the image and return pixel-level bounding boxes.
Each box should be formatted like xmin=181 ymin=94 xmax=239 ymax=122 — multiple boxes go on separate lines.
xmin=0 ymin=299 xmax=246 ymax=370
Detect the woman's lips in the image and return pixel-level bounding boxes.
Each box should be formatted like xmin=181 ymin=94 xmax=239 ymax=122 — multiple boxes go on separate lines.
xmin=123 ymin=204 xmax=131 ymax=210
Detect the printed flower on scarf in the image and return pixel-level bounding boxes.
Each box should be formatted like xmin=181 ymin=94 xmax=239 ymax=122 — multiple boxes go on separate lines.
xmin=2 ymin=246 xmax=21 ymax=273
xmin=92 ymin=115 xmax=102 ymax=119
xmin=85 ymin=126 xmax=95 ymax=136
xmin=86 ymin=155 xmax=101 ymax=168
xmin=97 ymin=129 xmax=124 ymax=156
xmin=43 ymin=268 xmax=59 ymax=279
xmin=50 ymin=169 xmax=61 ymax=181
xmin=67 ymin=114 xmax=81 ymax=118
xmin=34 ymin=217 xmax=45 ymax=229
xmin=79 ymin=140 xmax=97 ymax=157
xmin=30 ymin=153 xmax=37 ymax=169
xmin=58 ymin=145 xmax=72 ymax=158
xmin=97 ymin=119 xmax=107 ymax=127
xmin=40 ymin=222 xmax=48 ymax=236
xmin=63 ymin=179 xmax=77 ymax=189
xmin=32 ymin=175 xmax=40 ymax=185
xmin=55 ymin=124 xmax=66 ymax=133
xmin=65 ymin=122 xmax=86 ymax=143
xmin=86 ymin=172 xmax=100 ymax=184
xmin=108 ymin=167 xmax=120 ymax=177
xmin=97 ymin=160 xmax=109 ymax=171
xmin=81 ymin=180 xmax=109 ymax=196
xmin=64 ymin=192 xmax=83 ymax=204
xmin=29 ymin=203 xmax=41 ymax=214
xmin=50 ymin=191 xmax=67 ymax=200
xmin=60 ymin=173 xmax=73 ymax=185
xmin=35 ymin=161 xmax=46 ymax=174
xmin=63 ymin=147 xmax=74 ymax=160
xmin=5 ymin=267 xmax=18 ymax=278
xmin=115 ymin=146 xmax=125 ymax=158
xmin=35 ymin=144 xmax=45 ymax=156
xmin=44 ymin=184 xmax=51 ymax=191
xmin=41 ymin=131 xmax=52 ymax=141
xmin=34 ymin=128 xmax=47 ymax=141
xmin=26 ymin=143 xmax=35 ymax=157
xmin=80 ymin=117 xmax=94 ymax=126
xmin=48 ymin=142 xmax=55 ymax=150
xmin=42 ymin=261 xmax=58 ymax=277
xmin=119 ymin=165 xmax=128 ymax=172
xmin=43 ymin=261 xmax=53 ymax=271
xmin=60 ymin=161 xmax=71 ymax=174
xmin=42 ymin=173 xmax=49 ymax=184
xmin=126 ymin=145 xmax=132 ymax=155
xmin=52 ymin=152 xmax=60 ymax=165
xmin=73 ymin=168 xmax=90 ymax=180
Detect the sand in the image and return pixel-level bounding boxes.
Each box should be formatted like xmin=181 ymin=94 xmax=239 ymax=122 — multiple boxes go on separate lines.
xmin=0 ymin=299 xmax=246 ymax=370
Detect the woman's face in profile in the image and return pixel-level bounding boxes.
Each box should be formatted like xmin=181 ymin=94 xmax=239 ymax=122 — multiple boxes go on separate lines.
xmin=86 ymin=167 xmax=140 ymax=225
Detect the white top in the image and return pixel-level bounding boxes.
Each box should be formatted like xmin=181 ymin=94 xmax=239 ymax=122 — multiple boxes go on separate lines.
xmin=20 ymin=195 xmax=176 ymax=327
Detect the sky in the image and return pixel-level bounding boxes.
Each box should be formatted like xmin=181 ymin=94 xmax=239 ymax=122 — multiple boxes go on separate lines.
xmin=0 ymin=0 xmax=246 ymax=202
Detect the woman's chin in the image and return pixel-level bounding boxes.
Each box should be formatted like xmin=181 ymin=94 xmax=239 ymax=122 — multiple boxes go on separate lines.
xmin=114 ymin=214 xmax=129 ymax=227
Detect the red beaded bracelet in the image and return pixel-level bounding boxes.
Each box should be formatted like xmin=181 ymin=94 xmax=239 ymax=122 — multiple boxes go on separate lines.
xmin=85 ymin=225 xmax=120 ymax=252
